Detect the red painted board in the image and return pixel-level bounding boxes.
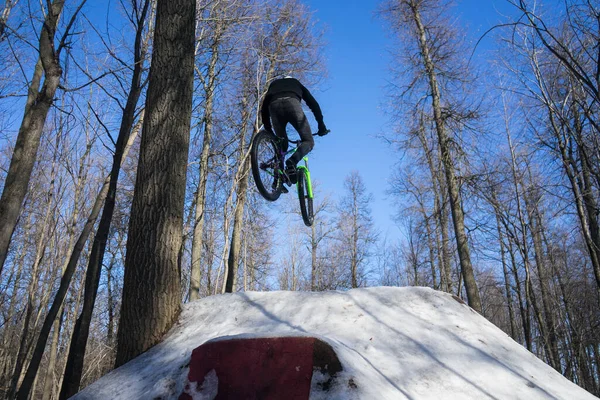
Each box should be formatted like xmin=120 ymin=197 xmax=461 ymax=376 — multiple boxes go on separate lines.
xmin=180 ymin=337 xmax=316 ymax=400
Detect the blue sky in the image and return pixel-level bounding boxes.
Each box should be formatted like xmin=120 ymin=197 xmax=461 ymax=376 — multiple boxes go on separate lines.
xmin=293 ymin=0 xmax=518 ymax=241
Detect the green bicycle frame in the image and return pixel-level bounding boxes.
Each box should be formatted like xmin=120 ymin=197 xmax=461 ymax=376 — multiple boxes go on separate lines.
xmin=296 ymin=156 xmax=313 ymax=199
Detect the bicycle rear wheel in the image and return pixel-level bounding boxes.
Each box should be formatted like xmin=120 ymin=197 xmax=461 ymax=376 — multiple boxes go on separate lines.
xmin=251 ymin=129 xmax=283 ymax=201
xmin=297 ymin=170 xmax=314 ymax=226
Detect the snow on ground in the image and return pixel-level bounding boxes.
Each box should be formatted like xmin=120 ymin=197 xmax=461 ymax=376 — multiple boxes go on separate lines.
xmin=72 ymin=287 xmax=597 ymax=399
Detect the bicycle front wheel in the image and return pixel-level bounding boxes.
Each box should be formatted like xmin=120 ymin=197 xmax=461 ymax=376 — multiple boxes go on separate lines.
xmin=297 ymin=170 xmax=314 ymax=227
xmin=251 ymin=129 xmax=282 ymax=201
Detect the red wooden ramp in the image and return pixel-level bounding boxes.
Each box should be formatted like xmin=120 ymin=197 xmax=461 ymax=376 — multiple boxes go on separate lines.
xmin=179 ymin=336 xmax=342 ymax=400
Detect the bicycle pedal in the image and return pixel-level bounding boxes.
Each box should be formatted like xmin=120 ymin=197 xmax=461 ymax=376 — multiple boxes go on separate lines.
xmin=281 ymin=186 xmax=289 ymax=194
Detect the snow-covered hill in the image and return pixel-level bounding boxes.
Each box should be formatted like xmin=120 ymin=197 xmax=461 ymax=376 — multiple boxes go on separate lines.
xmin=72 ymin=287 xmax=597 ymax=399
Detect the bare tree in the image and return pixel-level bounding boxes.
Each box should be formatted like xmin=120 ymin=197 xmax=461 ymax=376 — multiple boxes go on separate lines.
xmin=0 ymin=0 xmax=86 ymax=277
xmin=490 ymin=186 xmax=518 ymax=341
xmin=380 ymin=0 xmax=482 ymax=312
xmin=305 ymin=185 xmax=334 ymax=291
xmin=60 ymin=1 xmax=151 ymax=395
xmin=277 ymin=224 xmax=307 ymax=291
xmin=9 ymin=128 xmax=62 ymax=400
xmin=506 ymin=0 xmax=600 ymax=301
xmin=224 ymin=82 xmax=253 ymax=293
xmin=189 ymin=0 xmax=239 ymax=301
xmin=15 ymin=112 xmax=142 ymax=400
xmin=336 ymin=171 xmax=377 ymax=288
xmin=276 ymin=180 xmax=334 ymax=292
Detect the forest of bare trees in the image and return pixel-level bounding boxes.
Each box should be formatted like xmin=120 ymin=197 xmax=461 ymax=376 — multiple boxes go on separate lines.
xmin=0 ymin=0 xmax=598 ymax=398
xmin=381 ymin=0 xmax=600 ymax=395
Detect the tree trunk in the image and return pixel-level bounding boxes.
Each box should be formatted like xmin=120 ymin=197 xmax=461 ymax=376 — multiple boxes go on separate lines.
xmin=0 ymin=0 xmax=65 ymax=277
xmin=492 ymin=198 xmax=517 ymax=341
xmin=189 ymin=96 xmax=213 ymax=300
xmin=415 ymin=118 xmax=442 ymax=290
xmin=439 ymin=185 xmax=452 ymax=292
xmin=115 ymin=0 xmax=195 ymax=367
xmin=225 ymin=163 xmax=250 ymax=294
xmin=30 ymin=371 xmax=39 ymax=400
xmin=41 ymin=308 xmax=64 ymax=400
xmin=424 ymin=213 xmax=438 ymax=289
xmin=351 ymin=209 xmax=359 ymax=289
xmin=505 ymin=229 xmax=531 ymax=350
xmin=592 ymin=349 xmax=600 ymax=394
xmin=205 ymin=219 xmax=215 ymax=295
xmin=525 ymin=189 xmax=560 ymax=370
xmin=106 ymin=257 xmax=116 ymax=348
xmin=217 ymin=173 xmax=236 ymax=294
xmin=311 ymin=222 xmax=318 ymax=291
xmin=190 ymin=13 xmax=224 ymax=301
xmin=409 ymin=1 xmax=481 ymax=311
xmin=225 ymin=104 xmax=252 ymax=293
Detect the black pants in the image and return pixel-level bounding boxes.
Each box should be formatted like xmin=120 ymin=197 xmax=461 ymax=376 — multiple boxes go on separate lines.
xmin=268 ymin=97 xmax=314 ymax=166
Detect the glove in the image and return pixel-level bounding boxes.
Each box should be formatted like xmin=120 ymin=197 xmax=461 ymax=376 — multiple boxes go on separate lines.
xmin=317 ymin=123 xmax=329 ymax=136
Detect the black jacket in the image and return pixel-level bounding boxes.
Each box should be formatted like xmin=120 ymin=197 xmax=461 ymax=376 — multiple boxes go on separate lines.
xmin=260 ymin=78 xmax=325 ymax=131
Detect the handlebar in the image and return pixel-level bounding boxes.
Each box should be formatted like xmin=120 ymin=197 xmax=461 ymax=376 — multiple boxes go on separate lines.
xmin=288 ymin=130 xmax=330 ymax=144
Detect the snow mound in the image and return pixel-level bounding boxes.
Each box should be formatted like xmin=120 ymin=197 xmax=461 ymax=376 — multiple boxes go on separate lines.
xmin=72 ymin=287 xmax=596 ymax=399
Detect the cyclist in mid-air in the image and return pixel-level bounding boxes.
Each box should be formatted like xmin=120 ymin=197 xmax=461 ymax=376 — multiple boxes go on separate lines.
xmin=260 ymin=75 xmax=329 ymax=186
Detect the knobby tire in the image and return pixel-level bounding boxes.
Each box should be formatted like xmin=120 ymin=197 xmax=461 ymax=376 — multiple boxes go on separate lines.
xmin=251 ymin=130 xmax=282 ymax=202
xmin=297 ymin=170 xmax=314 ymax=227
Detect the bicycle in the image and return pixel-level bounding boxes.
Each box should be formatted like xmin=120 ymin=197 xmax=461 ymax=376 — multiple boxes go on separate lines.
xmin=250 ymin=128 xmax=325 ymax=227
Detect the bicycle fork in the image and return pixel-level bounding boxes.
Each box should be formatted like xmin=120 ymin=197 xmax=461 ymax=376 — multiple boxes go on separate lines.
xmin=296 ymin=157 xmax=313 ymax=199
